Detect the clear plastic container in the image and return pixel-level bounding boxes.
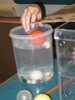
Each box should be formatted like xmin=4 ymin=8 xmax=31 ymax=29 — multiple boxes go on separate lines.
xmin=9 ymin=24 xmax=54 ymax=84
xmin=54 ymin=22 xmax=75 ymax=100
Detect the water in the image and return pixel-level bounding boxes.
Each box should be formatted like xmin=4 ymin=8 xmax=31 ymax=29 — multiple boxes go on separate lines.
xmin=13 ymin=44 xmax=53 ymax=84
xmin=58 ymin=61 xmax=75 ymax=100
xmin=59 ymin=73 xmax=75 ymax=100
xmin=18 ymin=66 xmax=53 ymax=84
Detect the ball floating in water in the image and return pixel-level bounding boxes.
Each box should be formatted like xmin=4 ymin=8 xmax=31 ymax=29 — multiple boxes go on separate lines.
xmin=30 ymin=70 xmax=43 ymax=80
xmin=17 ymin=90 xmax=32 ymax=100
xmin=43 ymin=41 xmax=51 ymax=49
xmin=29 ymin=30 xmax=46 ymax=45
xmin=34 ymin=94 xmax=51 ymax=100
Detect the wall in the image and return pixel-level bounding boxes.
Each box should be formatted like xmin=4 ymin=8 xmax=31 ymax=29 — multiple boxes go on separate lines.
xmin=0 ymin=0 xmax=67 ymax=16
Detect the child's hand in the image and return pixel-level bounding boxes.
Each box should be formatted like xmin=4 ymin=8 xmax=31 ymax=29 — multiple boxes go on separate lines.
xmin=21 ymin=4 xmax=43 ymax=32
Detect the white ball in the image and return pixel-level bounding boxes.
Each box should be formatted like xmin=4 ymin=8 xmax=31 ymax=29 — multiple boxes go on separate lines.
xmin=43 ymin=41 xmax=51 ymax=49
xmin=30 ymin=70 xmax=43 ymax=80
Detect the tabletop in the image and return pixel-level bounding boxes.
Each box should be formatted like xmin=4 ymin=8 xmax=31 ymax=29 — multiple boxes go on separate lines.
xmin=0 ymin=60 xmax=60 ymax=100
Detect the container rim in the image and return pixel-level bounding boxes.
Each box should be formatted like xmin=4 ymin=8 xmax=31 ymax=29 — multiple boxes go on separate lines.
xmin=9 ymin=24 xmax=53 ymax=39
xmin=55 ymin=28 xmax=75 ymax=33
xmin=54 ymin=28 xmax=75 ymax=41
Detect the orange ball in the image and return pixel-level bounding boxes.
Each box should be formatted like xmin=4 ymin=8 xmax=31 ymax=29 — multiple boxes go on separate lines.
xmin=29 ymin=30 xmax=46 ymax=45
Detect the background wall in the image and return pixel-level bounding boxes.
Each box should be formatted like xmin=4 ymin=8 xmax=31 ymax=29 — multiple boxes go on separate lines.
xmin=0 ymin=0 xmax=67 ymax=16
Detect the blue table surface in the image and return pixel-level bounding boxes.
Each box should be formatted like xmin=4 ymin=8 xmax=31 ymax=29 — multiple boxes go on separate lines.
xmin=0 ymin=60 xmax=60 ymax=100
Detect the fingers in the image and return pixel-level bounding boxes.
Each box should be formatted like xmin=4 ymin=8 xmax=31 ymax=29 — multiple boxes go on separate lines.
xmin=24 ymin=8 xmax=33 ymax=32
xmin=21 ymin=8 xmax=28 ymax=32
xmin=30 ymin=9 xmax=40 ymax=29
xmin=36 ymin=12 xmax=43 ymax=27
xmin=21 ymin=7 xmax=33 ymax=32
xmin=21 ymin=4 xmax=42 ymax=32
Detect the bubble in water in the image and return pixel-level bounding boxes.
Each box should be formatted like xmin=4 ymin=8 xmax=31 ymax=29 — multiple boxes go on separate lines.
xmin=16 ymin=90 xmax=32 ymax=100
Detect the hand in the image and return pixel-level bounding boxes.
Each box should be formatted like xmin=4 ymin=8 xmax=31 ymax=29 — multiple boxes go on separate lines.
xmin=21 ymin=4 xmax=43 ymax=32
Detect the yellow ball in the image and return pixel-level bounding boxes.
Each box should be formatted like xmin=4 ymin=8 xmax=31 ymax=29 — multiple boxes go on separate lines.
xmin=34 ymin=94 xmax=51 ymax=100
